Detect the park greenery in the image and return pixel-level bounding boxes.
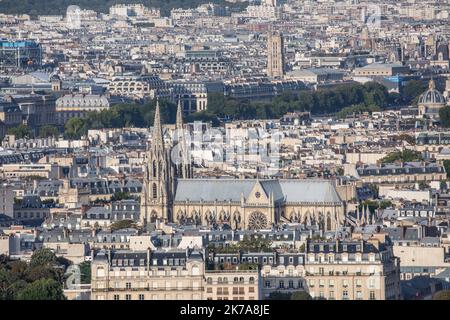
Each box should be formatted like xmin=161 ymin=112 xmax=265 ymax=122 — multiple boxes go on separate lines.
xmin=5 ymin=81 xmax=425 ymax=140
xmin=110 ymin=219 xmax=138 ymax=231
xmin=439 ymin=105 xmax=450 ymax=128
xmin=7 ymin=124 xmax=33 ymax=139
xmin=336 ymin=103 xmax=380 ymax=119
xmin=0 ymin=248 xmax=67 ymax=300
xmin=79 ymin=261 xmax=91 ymax=284
xmin=58 ymin=82 xmax=396 ymax=139
xmin=361 ymin=199 xmax=393 ymax=213
xmin=380 ymin=149 xmax=423 ymax=164
xmin=209 ymin=235 xmax=273 ymax=254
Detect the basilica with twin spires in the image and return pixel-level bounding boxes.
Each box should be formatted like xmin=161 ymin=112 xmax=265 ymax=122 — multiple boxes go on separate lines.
xmin=140 ymin=101 xmax=345 ymax=231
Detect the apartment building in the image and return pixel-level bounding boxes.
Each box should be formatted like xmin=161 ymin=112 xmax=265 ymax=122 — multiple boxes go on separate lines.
xmin=0 ymin=163 xmax=60 ymax=179
xmin=204 ymin=269 xmax=261 ymax=300
xmin=91 ymin=249 xmax=205 ymax=300
xmin=304 ymin=237 xmax=402 ymax=300
xmin=356 ymin=162 xmax=446 ymax=186
xmin=207 ymin=235 xmax=401 ymax=300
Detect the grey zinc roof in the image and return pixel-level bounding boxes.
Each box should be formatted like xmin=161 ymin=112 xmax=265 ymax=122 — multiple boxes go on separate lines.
xmin=174 ymin=179 xmax=342 ymax=204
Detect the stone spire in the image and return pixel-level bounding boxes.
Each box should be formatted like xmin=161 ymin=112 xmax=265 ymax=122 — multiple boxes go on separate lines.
xmin=361 ymin=205 xmax=366 ymax=225
xmin=176 ymin=98 xmax=183 ymax=130
xmin=365 ymin=205 xmax=370 ymax=225
xmin=153 ymin=99 xmax=164 ymax=149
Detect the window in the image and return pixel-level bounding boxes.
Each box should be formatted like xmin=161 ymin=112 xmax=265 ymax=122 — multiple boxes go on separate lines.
xmin=265 ymin=280 xmax=271 ymax=288
xmin=126 ymin=282 xmax=131 ymax=289
xmin=370 ymin=291 xmax=376 ymax=300
xmin=139 ymin=294 xmax=145 ymax=300
xmin=288 ymin=280 xmax=294 ymax=288
xmin=125 ymin=294 xmax=131 ymax=300
xmin=114 ymin=295 xmax=120 ymax=300
xmin=356 ymin=291 xmax=362 ymax=300
xmin=96 ymin=267 xmax=105 ymax=277
xmin=329 ymin=291 xmax=334 ymax=300
xmin=343 ymin=290 xmax=349 ymax=300
xmin=152 ymin=183 xmax=157 ymax=199
xmin=279 ymin=280 xmax=284 ymax=289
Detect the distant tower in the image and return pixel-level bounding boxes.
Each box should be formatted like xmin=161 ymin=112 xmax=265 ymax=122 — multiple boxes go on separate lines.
xmin=140 ymin=100 xmax=175 ymax=225
xmin=267 ymin=30 xmax=285 ymax=78
xmin=174 ymin=98 xmax=193 ymax=179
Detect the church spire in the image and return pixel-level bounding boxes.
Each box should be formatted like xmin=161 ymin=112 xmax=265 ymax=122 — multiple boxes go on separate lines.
xmin=176 ymin=98 xmax=183 ymax=130
xmin=153 ymin=99 xmax=164 ymax=148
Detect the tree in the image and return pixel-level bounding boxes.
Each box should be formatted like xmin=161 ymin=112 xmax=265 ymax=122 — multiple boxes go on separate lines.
xmin=291 ymin=291 xmax=312 ymax=300
xmin=64 ymin=117 xmax=86 ymax=139
xmin=29 ymin=248 xmax=57 ymax=268
xmin=441 ymin=106 xmax=450 ymax=128
xmin=111 ymin=191 xmax=131 ymax=201
xmin=17 ymin=278 xmax=65 ymax=300
xmin=110 ymin=219 xmax=137 ymax=231
xmin=7 ymin=124 xmax=33 ymax=139
xmin=79 ymin=261 xmax=91 ymax=284
xmin=39 ymin=125 xmax=59 ymax=138
xmin=380 ymin=150 xmax=423 ymax=164
xmin=433 ymin=290 xmax=450 ymax=300
xmin=238 ymin=235 xmax=272 ymax=252
xmin=439 ymin=106 xmax=450 ymax=128
xmin=402 ymin=80 xmax=428 ymax=105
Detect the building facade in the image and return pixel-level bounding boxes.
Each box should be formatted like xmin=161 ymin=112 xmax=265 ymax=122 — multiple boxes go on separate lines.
xmin=140 ymin=102 xmax=344 ymax=231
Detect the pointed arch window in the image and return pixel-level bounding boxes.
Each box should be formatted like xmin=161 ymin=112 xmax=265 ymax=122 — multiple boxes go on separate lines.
xmin=152 ymin=183 xmax=157 ymax=199
xmin=152 ymin=160 xmax=157 ymax=178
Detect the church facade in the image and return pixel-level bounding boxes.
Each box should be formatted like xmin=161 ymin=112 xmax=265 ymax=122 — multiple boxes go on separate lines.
xmin=140 ymin=101 xmax=345 ymax=231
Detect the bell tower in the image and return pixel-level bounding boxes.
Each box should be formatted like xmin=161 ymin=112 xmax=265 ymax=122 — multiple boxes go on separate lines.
xmin=141 ymin=100 xmax=174 ymax=225
xmin=174 ymin=98 xmax=193 ymax=179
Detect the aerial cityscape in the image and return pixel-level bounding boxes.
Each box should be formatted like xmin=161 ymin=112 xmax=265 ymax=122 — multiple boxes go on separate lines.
xmin=1 ymin=0 xmax=450 ymax=302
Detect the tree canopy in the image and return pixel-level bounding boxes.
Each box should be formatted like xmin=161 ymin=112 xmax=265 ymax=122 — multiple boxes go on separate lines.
xmin=0 ymin=249 xmax=67 ymax=300
xmin=7 ymin=124 xmax=33 ymax=139
xmin=380 ymin=149 xmax=423 ymax=164
xmin=439 ymin=105 xmax=450 ymax=128
xmin=110 ymin=219 xmax=137 ymax=231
